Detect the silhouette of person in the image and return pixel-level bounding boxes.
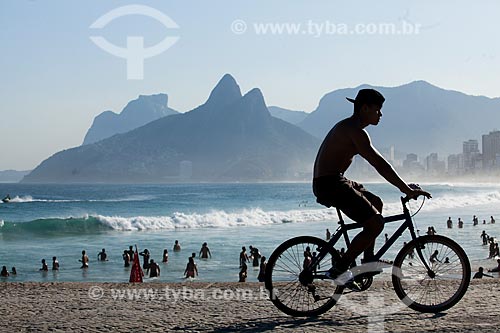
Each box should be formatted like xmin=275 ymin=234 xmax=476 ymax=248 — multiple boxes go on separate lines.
xmin=473 ymin=267 xmax=493 ymax=279
xmin=40 ymin=259 xmax=48 ymax=271
xmin=447 ymin=217 xmax=453 ymax=229
xmin=249 ymin=245 xmax=261 ymax=267
xmin=184 ymin=257 xmax=198 ymax=278
xmin=97 ymin=248 xmax=108 ymax=261
xmin=162 ymin=249 xmax=169 ymax=263
xmin=148 ymin=259 xmax=160 ymax=278
xmin=1 ymin=266 xmax=9 ymax=277
xmin=312 ymin=88 xmax=430 ymax=278
xmin=239 ymin=262 xmax=248 ymax=282
xmin=139 ymin=249 xmax=150 ymax=270
xmin=481 ymin=231 xmax=489 ymax=245
xmin=239 ymin=246 xmax=249 ymax=267
xmin=488 ymin=259 xmax=500 ymax=273
xmin=10 ymin=267 xmax=16 ymax=275
xmin=127 ymin=246 xmax=135 ymax=261
xmin=52 ymin=256 xmax=59 ymax=270
xmin=79 ymin=250 xmax=89 ymax=269
xmin=199 ymin=242 xmax=212 ymax=259
xmin=122 ymin=250 xmax=130 ymax=267
xmin=326 ymin=228 xmax=331 ymax=240
xmin=173 ymin=240 xmax=181 ymax=252
xmin=258 ymin=256 xmax=267 ymax=282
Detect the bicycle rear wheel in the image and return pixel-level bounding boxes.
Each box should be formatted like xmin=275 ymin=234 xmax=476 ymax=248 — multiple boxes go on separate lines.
xmin=265 ymin=236 xmax=344 ymax=317
xmin=392 ymin=235 xmax=470 ymax=313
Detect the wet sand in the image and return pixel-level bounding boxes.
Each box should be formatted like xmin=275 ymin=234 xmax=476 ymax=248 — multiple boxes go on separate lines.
xmin=0 ymin=280 xmax=499 ymax=332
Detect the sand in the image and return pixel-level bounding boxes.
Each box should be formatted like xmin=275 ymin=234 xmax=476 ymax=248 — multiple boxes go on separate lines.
xmin=0 ymin=280 xmax=499 ymax=332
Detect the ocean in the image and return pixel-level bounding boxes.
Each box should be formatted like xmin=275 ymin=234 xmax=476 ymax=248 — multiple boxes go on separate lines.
xmin=1 ymin=182 xmax=499 ymax=283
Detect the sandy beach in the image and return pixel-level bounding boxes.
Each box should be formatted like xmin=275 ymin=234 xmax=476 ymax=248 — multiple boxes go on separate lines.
xmin=1 ymin=280 xmax=499 ymax=332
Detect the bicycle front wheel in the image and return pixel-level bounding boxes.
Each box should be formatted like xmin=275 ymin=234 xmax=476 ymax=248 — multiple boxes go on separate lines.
xmin=265 ymin=236 xmax=344 ymax=317
xmin=392 ymin=235 xmax=471 ymax=313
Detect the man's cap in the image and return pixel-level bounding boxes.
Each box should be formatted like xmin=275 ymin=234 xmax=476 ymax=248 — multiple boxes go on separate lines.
xmin=346 ymin=88 xmax=385 ymax=106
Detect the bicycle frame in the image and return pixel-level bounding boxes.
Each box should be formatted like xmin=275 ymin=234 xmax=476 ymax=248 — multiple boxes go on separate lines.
xmin=313 ymin=196 xmax=432 ymax=274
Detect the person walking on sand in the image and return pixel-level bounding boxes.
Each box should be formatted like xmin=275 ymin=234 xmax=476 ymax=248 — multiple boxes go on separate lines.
xmin=184 ymin=257 xmax=198 ymax=278
xmin=173 ymin=240 xmax=181 ymax=252
xmin=97 ymin=248 xmax=108 ymax=261
xmin=52 ymin=256 xmax=59 ymax=270
xmin=199 ymin=242 xmax=212 ymax=259
xmin=79 ymin=250 xmax=89 ymax=269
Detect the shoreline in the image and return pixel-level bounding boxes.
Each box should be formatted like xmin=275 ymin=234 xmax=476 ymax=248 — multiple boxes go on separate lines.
xmin=1 ymin=280 xmax=499 ymax=332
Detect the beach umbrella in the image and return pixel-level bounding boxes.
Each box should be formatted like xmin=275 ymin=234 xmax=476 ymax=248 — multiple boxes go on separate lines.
xmin=129 ymin=245 xmax=144 ymax=283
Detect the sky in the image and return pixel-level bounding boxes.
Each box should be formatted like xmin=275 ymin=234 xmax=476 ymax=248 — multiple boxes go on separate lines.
xmin=1 ymin=0 xmax=499 ymax=170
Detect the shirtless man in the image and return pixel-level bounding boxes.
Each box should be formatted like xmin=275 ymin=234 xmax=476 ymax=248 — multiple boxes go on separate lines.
xmin=313 ymin=88 xmax=430 ymax=280
xmin=79 ymin=250 xmax=89 ymax=269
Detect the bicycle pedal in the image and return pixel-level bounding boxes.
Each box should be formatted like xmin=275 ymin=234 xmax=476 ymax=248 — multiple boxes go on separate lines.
xmin=346 ymin=281 xmax=363 ymax=292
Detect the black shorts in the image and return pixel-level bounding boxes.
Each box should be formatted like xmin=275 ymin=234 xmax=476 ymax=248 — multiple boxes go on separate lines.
xmin=313 ymin=174 xmax=381 ymax=223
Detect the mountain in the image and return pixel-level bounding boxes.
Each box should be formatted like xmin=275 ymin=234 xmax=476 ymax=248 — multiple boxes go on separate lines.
xmin=22 ymin=74 xmax=320 ymax=183
xmin=82 ymin=93 xmax=178 ymax=145
xmin=298 ymin=81 xmax=500 ymax=156
xmin=268 ymin=106 xmax=308 ymax=125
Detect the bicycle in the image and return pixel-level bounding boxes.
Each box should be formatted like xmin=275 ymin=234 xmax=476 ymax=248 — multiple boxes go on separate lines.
xmin=264 ymin=193 xmax=471 ymax=317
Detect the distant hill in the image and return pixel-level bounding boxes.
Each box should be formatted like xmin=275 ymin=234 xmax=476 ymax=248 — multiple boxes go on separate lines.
xmin=298 ymin=81 xmax=500 ymax=156
xmin=268 ymin=106 xmax=308 ymax=125
xmin=0 ymin=170 xmax=31 ymax=183
xmin=22 ymin=75 xmax=320 ymax=183
xmin=82 ymin=93 xmax=178 ymax=145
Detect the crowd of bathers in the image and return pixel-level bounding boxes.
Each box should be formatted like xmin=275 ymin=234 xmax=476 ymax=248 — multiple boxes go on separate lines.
xmin=1 ymin=241 xmax=269 ymax=282
xmin=239 ymin=245 xmax=267 ymax=283
xmin=473 ymin=227 xmax=500 ymax=279
xmin=447 ymin=215 xmax=495 ymax=229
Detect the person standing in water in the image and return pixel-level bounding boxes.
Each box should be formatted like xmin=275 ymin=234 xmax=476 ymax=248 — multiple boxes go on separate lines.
xmin=184 ymin=257 xmax=198 ymax=278
xmin=199 ymin=242 xmax=212 ymax=259
xmin=52 ymin=257 xmax=59 ymax=270
xmin=97 ymin=248 xmax=108 ymax=261
xmin=79 ymin=250 xmax=89 ymax=269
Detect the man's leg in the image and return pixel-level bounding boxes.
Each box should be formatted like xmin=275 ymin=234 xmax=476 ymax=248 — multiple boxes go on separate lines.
xmin=340 ymin=214 xmax=385 ymax=268
xmin=361 ymin=195 xmax=383 ymax=260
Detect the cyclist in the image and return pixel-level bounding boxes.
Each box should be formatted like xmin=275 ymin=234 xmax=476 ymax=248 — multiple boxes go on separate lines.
xmin=312 ymin=88 xmax=431 ymax=283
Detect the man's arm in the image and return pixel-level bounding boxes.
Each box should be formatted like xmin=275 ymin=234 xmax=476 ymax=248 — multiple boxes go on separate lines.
xmin=352 ymin=129 xmax=430 ymax=198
